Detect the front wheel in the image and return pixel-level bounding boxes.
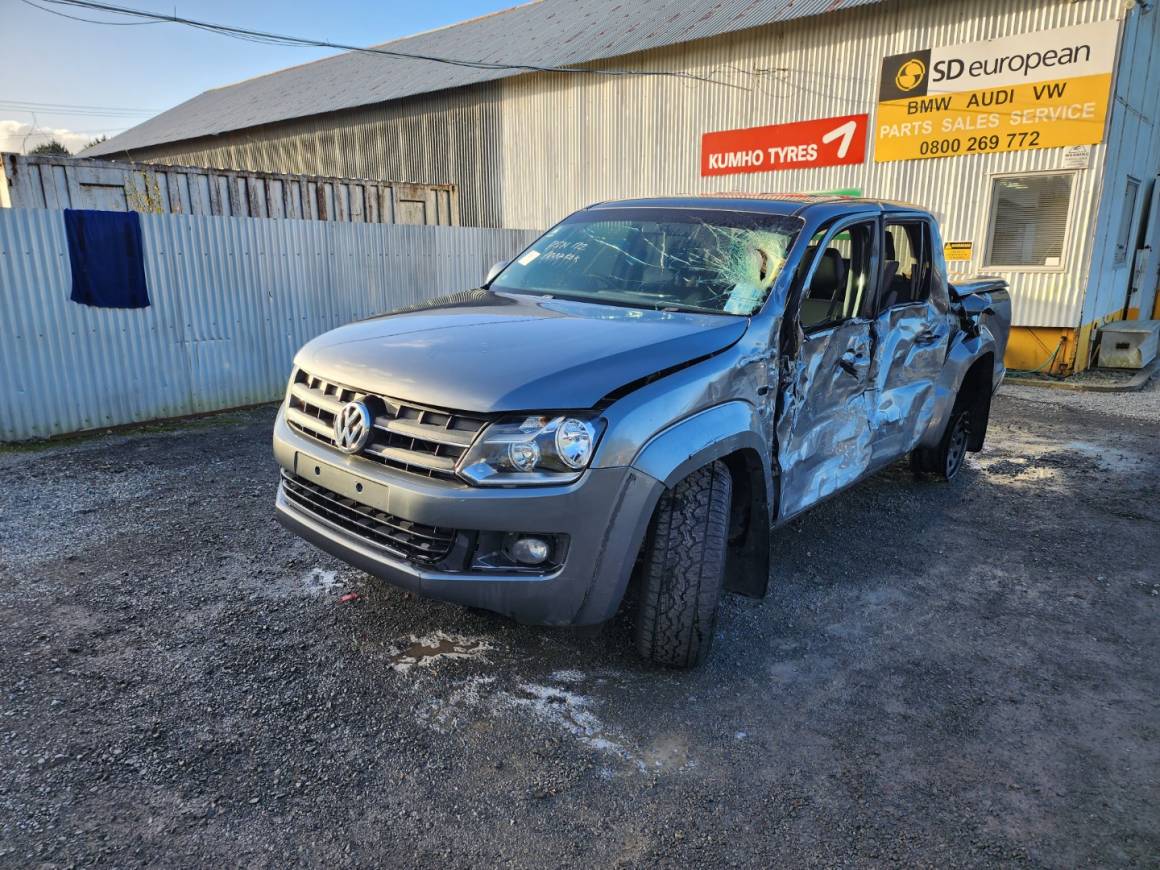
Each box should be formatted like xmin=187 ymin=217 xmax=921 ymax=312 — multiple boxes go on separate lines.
xmin=634 ymin=461 xmax=732 ymax=668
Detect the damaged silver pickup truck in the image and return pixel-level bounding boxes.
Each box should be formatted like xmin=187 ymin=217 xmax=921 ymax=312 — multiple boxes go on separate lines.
xmin=273 ymin=195 xmax=1010 ymax=667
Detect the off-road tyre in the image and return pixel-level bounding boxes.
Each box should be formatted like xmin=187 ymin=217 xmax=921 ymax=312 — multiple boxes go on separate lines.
xmin=911 ymin=404 xmax=971 ymax=481
xmin=634 ymin=461 xmax=732 ymax=668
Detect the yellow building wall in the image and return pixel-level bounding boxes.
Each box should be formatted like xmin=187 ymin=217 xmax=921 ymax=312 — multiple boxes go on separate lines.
xmin=1005 ymin=327 xmax=1078 ymax=375
xmin=1005 ymin=304 xmax=1156 ymax=376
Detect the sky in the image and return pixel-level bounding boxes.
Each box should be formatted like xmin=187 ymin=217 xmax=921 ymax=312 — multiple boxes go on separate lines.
xmin=1 ymin=0 xmax=517 ymax=154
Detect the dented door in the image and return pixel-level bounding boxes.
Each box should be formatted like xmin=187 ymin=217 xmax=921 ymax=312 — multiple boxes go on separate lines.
xmin=776 ymin=217 xmax=879 ymax=519
xmin=868 ymin=220 xmax=951 ymax=460
xmin=777 ymin=321 xmax=874 ymax=517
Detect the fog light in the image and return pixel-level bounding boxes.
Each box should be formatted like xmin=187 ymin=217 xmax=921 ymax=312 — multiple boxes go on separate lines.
xmin=510 ymin=536 xmax=550 ymax=565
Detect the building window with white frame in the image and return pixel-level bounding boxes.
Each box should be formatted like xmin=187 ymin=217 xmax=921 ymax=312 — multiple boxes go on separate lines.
xmin=985 ymin=174 xmax=1074 ymax=269
xmin=1114 ymin=177 xmax=1140 ymax=264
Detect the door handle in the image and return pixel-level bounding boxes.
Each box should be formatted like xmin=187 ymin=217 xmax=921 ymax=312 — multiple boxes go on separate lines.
xmin=837 ymin=349 xmax=865 ymax=376
xmin=915 ymin=328 xmax=940 ymax=346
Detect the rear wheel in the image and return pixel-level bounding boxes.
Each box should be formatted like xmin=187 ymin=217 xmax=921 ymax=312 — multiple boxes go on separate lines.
xmin=634 ymin=461 xmax=732 ymax=668
xmin=941 ymin=410 xmax=971 ymax=479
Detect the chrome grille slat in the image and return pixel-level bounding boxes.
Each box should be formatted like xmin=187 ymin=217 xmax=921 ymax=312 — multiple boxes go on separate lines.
xmin=363 ymin=444 xmax=458 ymax=474
xmin=290 ymin=381 xmax=344 ymax=415
xmin=373 ymin=415 xmax=477 ymax=448
xmin=281 ymin=472 xmax=455 ymax=562
xmin=285 ymin=406 xmax=335 ymax=439
xmin=286 ymin=368 xmax=489 ymax=482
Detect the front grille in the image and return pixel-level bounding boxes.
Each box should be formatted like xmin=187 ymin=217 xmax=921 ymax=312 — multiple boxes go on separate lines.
xmin=281 ymin=471 xmax=456 ymax=564
xmin=285 ymin=369 xmax=488 ymax=482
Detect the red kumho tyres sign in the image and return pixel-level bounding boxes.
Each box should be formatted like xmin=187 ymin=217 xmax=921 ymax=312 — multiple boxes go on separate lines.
xmin=701 ymin=113 xmax=869 ymax=176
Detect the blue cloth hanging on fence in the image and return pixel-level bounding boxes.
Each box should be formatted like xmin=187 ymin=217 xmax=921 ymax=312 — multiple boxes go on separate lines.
xmin=64 ymin=209 xmax=150 ymax=309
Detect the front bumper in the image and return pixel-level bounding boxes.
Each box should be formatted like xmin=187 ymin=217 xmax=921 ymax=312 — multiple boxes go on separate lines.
xmin=273 ymin=407 xmax=663 ymax=625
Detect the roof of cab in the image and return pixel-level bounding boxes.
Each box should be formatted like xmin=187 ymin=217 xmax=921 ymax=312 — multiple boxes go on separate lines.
xmin=586 ymin=194 xmax=934 ymax=220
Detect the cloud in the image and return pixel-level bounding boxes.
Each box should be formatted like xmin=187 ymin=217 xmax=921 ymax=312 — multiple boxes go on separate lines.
xmin=0 ymin=120 xmax=115 ymax=155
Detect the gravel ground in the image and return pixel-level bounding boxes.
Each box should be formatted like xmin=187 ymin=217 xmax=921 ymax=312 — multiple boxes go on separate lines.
xmin=1 ymin=381 xmax=1157 ymax=867
xmin=1002 ymin=375 xmax=1160 ymax=422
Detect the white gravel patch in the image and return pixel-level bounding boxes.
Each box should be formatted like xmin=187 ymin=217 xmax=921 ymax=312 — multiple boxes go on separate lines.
xmin=412 ymin=667 xmax=664 ymax=771
xmin=548 ymin=669 xmax=587 ymax=683
xmin=300 ymin=568 xmax=343 ymax=596
xmin=503 ymin=682 xmax=633 ymax=759
xmin=418 ymin=676 xmax=498 ymax=732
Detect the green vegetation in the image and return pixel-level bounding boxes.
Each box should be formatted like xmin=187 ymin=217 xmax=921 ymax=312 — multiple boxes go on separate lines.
xmin=29 ymin=140 xmax=70 ymax=156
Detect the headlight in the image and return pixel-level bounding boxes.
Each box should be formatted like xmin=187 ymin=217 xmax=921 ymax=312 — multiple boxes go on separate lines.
xmin=457 ymin=413 xmax=604 ymax=485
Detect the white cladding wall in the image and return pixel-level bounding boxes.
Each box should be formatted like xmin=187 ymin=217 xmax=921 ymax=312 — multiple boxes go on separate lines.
xmin=497 ymin=0 xmax=1132 ymax=329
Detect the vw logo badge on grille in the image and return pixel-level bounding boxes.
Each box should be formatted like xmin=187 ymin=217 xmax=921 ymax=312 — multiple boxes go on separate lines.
xmin=334 ymin=401 xmax=372 ymax=454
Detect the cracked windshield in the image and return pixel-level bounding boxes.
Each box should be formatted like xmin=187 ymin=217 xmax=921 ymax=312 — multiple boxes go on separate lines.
xmin=492 ymin=209 xmax=804 ymax=315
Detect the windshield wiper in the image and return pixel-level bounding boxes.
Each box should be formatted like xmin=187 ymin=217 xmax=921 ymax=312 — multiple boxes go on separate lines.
xmin=501 ymin=288 xmax=736 ymax=317
xmin=506 ymin=289 xmax=657 ymax=312
xmin=656 ymin=304 xmax=727 ymax=315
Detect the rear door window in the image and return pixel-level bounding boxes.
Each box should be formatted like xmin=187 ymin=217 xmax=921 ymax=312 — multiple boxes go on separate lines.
xmin=881 ymin=222 xmax=933 ymax=309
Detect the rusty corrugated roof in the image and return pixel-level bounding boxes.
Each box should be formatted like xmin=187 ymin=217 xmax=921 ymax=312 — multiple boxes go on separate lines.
xmin=86 ymin=0 xmax=883 ymax=156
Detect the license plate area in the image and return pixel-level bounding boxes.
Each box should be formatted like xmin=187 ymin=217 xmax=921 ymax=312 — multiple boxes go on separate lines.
xmin=293 ymin=453 xmax=389 ymax=511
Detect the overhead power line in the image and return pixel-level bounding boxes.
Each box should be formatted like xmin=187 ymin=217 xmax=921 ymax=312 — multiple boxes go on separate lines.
xmin=0 ymin=106 xmax=157 ymax=120
xmin=34 ymin=0 xmax=741 ymax=88
xmin=19 ymin=0 xmax=156 ymax=25
xmin=45 ymin=126 xmax=129 ymax=134
xmin=0 ymin=99 xmax=157 ymax=115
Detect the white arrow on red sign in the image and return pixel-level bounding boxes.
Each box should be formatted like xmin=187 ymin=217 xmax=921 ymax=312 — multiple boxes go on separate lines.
xmin=701 ymin=113 xmax=869 ymax=176
xmin=821 ymin=119 xmax=859 ymax=159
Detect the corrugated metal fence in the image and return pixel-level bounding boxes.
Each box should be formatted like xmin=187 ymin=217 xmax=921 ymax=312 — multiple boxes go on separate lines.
xmin=2 ymin=153 xmax=460 ymax=226
xmin=0 ymin=209 xmax=539 ymax=440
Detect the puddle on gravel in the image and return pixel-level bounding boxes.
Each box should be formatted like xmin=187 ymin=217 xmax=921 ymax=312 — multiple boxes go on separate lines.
xmin=386 ymin=632 xmax=493 ymax=673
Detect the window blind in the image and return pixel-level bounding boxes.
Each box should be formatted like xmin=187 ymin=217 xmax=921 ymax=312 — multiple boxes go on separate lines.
xmin=986 ymin=174 xmax=1073 ymax=268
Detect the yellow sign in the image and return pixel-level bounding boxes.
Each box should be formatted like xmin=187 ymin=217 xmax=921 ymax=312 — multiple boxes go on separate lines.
xmin=944 ymin=241 xmax=973 ymax=262
xmin=875 ymin=20 xmax=1119 ymax=163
